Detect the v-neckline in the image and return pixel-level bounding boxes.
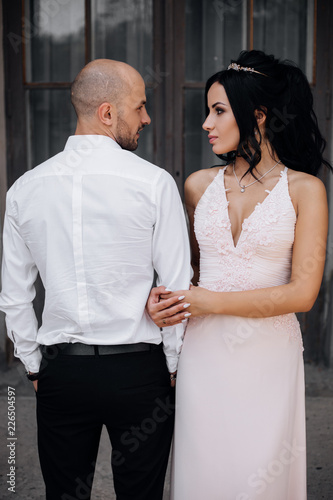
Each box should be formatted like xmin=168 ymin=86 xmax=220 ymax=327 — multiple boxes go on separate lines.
xmin=221 ymin=166 xmax=287 ymax=249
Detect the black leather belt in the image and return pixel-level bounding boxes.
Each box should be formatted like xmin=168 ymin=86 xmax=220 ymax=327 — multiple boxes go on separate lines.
xmin=41 ymin=342 xmax=161 ymax=356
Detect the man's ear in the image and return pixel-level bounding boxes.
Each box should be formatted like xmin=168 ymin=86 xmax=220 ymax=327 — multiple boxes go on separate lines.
xmin=98 ymin=102 xmax=114 ymax=125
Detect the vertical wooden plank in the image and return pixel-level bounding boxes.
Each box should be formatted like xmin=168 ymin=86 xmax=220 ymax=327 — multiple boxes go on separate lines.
xmin=0 ymin=0 xmax=8 ymax=357
xmin=3 ymin=0 xmax=27 ymax=187
xmin=2 ymin=0 xmax=28 ymax=362
xmin=85 ymin=0 xmax=92 ymax=64
xmin=152 ymin=0 xmax=166 ymax=168
xmin=302 ymin=0 xmax=333 ymax=365
xmin=164 ymin=0 xmax=175 ymax=178
xmin=312 ymin=0 xmax=317 ymax=86
xmin=172 ymin=0 xmax=185 ymax=194
xmin=248 ymin=0 xmax=254 ymax=49
xmin=0 ymin=0 xmax=7 ymax=219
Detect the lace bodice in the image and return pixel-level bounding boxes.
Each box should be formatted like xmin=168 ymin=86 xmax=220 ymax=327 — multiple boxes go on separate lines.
xmin=195 ymin=166 xmax=296 ymax=293
xmin=194 ymin=166 xmax=303 ymax=349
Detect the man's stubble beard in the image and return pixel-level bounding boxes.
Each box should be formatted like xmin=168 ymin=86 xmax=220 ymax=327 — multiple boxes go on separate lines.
xmin=115 ymin=115 xmax=140 ymax=151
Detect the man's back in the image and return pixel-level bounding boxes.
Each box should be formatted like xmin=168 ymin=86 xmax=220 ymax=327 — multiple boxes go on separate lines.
xmin=5 ymin=134 xmax=187 ymax=349
xmin=0 ymin=60 xmax=191 ymax=500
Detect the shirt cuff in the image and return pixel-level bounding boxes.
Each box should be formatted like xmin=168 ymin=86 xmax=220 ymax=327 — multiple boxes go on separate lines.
xmin=164 ymin=353 xmax=179 ymax=373
xmin=161 ymin=322 xmax=185 ymax=372
xmin=20 ymin=347 xmax=42 ymax=373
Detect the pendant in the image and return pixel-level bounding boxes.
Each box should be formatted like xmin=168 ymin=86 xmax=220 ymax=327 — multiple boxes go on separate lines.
xmin=240 ymin=186 xmax=245 ymax=193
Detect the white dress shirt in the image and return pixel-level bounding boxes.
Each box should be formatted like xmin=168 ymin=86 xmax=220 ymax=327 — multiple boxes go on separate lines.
xmin=0 ymin=135 xmax=191 ymax=373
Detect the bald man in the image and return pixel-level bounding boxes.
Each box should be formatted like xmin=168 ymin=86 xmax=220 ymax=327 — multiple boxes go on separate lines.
xmin=0 ymin=60 xmax=191 ymax=500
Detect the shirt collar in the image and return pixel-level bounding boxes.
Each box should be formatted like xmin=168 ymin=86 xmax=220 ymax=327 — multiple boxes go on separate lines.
xmin=64 ymin=135 xmax=122 ymax=151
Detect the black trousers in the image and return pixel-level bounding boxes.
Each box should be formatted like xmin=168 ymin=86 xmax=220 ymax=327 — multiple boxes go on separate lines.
xmin=36 ymin=344 xmax=175 ymax=500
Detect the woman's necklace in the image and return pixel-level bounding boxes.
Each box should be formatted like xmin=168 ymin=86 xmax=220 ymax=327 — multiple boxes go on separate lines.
xmin=232 ymin=160 xmax=281 ymax=193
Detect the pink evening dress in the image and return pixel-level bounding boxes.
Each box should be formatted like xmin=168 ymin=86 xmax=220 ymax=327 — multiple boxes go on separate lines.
xmin=171 ymin=166 xmax=306 ymax=500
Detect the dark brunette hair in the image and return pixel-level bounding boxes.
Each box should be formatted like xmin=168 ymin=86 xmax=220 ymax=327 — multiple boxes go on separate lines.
xmin=205 ymin=50 xmax=331 ymax=176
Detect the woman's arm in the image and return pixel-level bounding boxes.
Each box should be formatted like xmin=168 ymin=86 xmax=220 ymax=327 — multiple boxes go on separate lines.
xmin=148 ymin=174 xmax=328 ymax=327
xmin=185 ymin=172 xmax=201 ymax=286
xmin=146 ymin=169 xmax=215 ymax=326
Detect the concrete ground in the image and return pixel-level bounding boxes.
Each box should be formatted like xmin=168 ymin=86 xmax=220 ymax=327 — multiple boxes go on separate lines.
xmin=0 ymin=359 xmax=332 ymax=500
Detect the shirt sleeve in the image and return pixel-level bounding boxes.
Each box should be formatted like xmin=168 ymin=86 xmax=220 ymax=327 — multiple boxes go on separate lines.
xmin=0 ymin=194 xmax=41 ymax=372
xmin=152 ymin=170 xmax=192 ymax=372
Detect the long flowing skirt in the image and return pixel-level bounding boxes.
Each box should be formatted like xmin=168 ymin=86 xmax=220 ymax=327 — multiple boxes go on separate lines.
xmin=171 ymin=314 xmax=307 ymax=500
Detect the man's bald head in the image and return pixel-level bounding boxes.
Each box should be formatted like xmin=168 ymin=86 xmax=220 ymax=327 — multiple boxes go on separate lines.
xmin=71 ymin=59 xmax=142 ymax=118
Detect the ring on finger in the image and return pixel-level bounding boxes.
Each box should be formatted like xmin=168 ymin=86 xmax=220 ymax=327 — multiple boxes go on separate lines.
xmin=162 ymin=319 xmax=166 ymax=325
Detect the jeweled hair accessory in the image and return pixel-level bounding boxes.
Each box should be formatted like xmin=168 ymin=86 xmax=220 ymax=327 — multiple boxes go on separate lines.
xmin=228 ymin=62 xmax=267 ymax=77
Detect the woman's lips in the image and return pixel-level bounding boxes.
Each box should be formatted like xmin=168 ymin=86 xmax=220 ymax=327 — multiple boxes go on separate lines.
xmin=208 ymin=135 xmax=218 ymax=144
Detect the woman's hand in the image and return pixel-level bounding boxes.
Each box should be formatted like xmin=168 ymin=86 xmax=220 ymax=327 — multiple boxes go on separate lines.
xmin=146 ymin=285 xmax=213 ymax=327
xmin=146 ymin=286 xmax=192 ymax=327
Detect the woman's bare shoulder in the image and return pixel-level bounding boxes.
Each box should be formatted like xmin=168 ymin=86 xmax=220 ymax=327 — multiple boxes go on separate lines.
xmin=185 ymin=166 xmax=224 ymax=208
xmin=287 ymin=169 xmax=327 ymax=215
xmin=288 ymin=169 xmax=327 ymax=197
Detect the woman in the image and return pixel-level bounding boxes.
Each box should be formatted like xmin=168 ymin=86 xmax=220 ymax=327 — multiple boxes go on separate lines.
xmin=147 ymin=50 xmax=331 ymax=500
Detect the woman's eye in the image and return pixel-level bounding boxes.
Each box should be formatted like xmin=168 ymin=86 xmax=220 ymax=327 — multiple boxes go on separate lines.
xmin=216 ymin=108 xmax=224 ymax=115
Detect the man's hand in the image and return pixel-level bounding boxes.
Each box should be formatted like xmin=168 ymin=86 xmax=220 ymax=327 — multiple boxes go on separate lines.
xmin=170 ymin=371 xmax=177 ymax=388
xmin=27 ymin=372 xmax=38 ymax=392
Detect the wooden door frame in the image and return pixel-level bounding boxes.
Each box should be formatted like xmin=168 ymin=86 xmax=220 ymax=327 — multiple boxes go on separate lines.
xmin=301 ymin=0 xmax=333 ymax=364
xmin=3 ymin=0 xmax=162 ymax=186
xmin=3 ymin=0 xmax=27 ymax=187
xmin=2 ymin=0 xmax=333 ymax=364
xmin=165 ymin=0 xmax=333 ymax=364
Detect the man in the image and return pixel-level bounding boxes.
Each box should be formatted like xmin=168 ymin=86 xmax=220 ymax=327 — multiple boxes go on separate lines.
xmin=0 ymin=60 xmax=191 ymax=500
